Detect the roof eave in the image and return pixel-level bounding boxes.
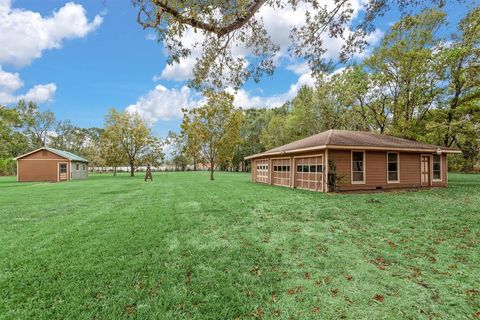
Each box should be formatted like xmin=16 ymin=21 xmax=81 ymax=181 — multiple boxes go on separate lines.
xmin=244 ymin=144 xmax=462 ymax=160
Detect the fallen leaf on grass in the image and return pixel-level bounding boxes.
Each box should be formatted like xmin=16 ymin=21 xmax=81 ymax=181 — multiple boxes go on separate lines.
xmin=374 ymin=294 xmax=384 ymax=302
xmin=271 ymin=293 xmax=277 ymax=302
xmin=125 ymin=304 xmax=136 ymax=316
xmin=287 ymin=286 xmax=304 ymax=295
xmin=272 ymin=309 xmax=281 ymax=317
xmin=304 ymin=272 xmax=311 ymax=280
xmin=344 ymin=274 xmax=353 ymax=281
xmin=311 ymin=307 xmax=321 ymax=314
xmin=474 ymin=311 xmax=480 ymax=318
xmin=250 ymin=266 xmax=262 ymax=277
xmin=466 ymin=289 xmax=479 ymax=296
xmin=387 ymin=240 xmax=397 ymax=249
xmin=331 ymin=288 xmax=339 ymax=297
xmin=410 ymin=268 xmax=422 ymax=278
xmin=253 ymin=307 xmax=264 ymax=318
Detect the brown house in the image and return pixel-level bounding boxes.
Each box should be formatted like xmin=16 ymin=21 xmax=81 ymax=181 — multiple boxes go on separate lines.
xmin=15 ymin=147 xmax=89 ymax=182
xmin=245 ymin=130 xmax=461 ymax=192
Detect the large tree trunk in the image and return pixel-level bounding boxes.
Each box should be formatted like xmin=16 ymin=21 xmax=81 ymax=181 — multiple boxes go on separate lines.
xmin=193 ymin=156 xmax=197 ymax=171
xmin=210 ymin=162 xmax=214 ymax=180
xmin=130 ymin=161 xmax=135 ymax=176
xmin=113 ymin=166 xmax=117 ymax=176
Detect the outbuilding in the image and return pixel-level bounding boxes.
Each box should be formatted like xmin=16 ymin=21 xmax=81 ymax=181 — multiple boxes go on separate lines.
xmin=245 ymin=130 xmax=461 ymax=192
xmin=15 ymin=147 xmax=89 ymax=182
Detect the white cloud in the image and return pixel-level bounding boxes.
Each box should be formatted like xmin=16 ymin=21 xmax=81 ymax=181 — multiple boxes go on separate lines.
xmin=126 ymin=85 xmax=202 ymax=123
xmin=155 ymin=0 xmax=379 ymax=83
xmin=286 ymin=62 xmax=311 ymax=76
xmin=0 ymin=67 xmax=56 ymax=104
xmin=0 ymin=67 xmax=23 ymax=93
xmin=22 ymin=83 xmax=57 ymax=103
xmin=231 ymin=70 xmax=316 ymax=109
xmin=0 ymin=1 xmax=103 ymax=67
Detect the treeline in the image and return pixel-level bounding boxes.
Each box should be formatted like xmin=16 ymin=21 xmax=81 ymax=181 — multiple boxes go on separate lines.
xmin=1 ymin=7 xmax=478 ymax=177
xmin=0 ymin=102 xmax=163 ymax=176
xmin=172 ymin=7 xmax=479 ymax=173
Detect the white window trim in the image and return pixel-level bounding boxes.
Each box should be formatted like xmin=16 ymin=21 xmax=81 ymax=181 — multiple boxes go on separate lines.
xmin=432 ymin=154 xmax=442 ymax=182
xmin=351 ymin=150 xmax=366 ymax=184
xmin=387 ymin=152 xmax=400 ymax=184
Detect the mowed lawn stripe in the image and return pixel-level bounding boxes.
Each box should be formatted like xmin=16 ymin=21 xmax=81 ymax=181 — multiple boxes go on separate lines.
xmin=0 ymin=172 xmax=478 ymax=319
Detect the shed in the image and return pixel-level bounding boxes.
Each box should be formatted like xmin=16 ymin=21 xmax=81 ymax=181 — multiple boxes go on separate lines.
xmin=245 ymin=130 xmax=461 ymax=192
xmin=15 ymin=147 xmax=89 ymax=182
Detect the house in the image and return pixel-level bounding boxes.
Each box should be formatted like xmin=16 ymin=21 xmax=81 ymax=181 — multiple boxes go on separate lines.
xmin=245 ymin=130 xmax=461 ymax=192
xmin=15 ymin=147 xmax=89 ymax=182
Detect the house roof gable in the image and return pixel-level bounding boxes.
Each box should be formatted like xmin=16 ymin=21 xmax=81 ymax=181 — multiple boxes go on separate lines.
xmin=15 ymin=147 xmax=90 ymax=162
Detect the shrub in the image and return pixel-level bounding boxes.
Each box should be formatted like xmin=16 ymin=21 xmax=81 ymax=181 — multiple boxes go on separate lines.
xmin=0 ymin=158 xmax=16 ymax=176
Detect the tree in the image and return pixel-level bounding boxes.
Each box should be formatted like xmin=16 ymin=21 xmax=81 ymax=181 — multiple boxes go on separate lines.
xmin=180 ymin=110 xmax=203 ymax=171
xmin=134 ymin=0 xmax=452 ymax=90
xmin=103 ymin=109 xmax=159 ymax=176
xmin=167 ymin=131 xmax=189 ymax=171
xmin=363 ymin=8 xmax=446 ymax=139
xmin=183 ymin=91 xmax=244 ymax=180
xmin=16 ymin=100 xmax=56 ymax=147
xmin=427 ymin=6 xmax=480 ymax=170
xmin=0 ymin=105 xmax=25 ymax=158
xmin=231 ymin=108 xmax=271 ymax=171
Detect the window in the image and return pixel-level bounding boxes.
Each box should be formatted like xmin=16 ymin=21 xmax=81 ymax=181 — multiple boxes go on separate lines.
xmin=76 ymin=163 xmax=79 ymax=170
xmin=275 ymin=165 xmax=290 ymax=172
xmin=352 ymin=151 xmax=365 ymax=183
xmin=83 ymin=164 xmax=86 ymax=170
xmin=433 ymin=155 xmax=441 ymax=180
xmin=60 ymin=164 xmax=67 ymax=173
xmin=387 ymin=153 xmax=399 ymax=182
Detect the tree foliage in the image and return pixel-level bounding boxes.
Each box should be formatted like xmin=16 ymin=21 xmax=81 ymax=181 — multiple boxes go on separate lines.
xmin=134 ymin=0 xmax=453 ymax=90
xmin=181 ymin=91 xmax=244 ymax=180
xmin=103 ymin=109 xmax=163 ymax=176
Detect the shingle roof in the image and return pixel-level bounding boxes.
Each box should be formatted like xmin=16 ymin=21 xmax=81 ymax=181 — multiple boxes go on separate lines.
xmin=15 ymin=147 xmax=89 ymax=162
xmin=245 ymin=129 xmax=461 ymax=159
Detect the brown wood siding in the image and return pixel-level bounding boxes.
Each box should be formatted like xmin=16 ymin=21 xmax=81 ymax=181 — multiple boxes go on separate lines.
xmin=17 ymin=150 xmax=69 ymax=182
xmin=249 ymin=150 xmax=448 ymax=192
xmin=329 ymin=150 xmax=447 ymax=191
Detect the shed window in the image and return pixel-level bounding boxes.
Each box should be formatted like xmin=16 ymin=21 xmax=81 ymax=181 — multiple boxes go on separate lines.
xmin=76 ymin=163 xmax=79 ymax=170
xmin=83 ymin=164 xmax=86 ymax=170
xmin=387 ymin=153 xmax=399 ymax=182
xmin=433 ymin=155 xmax=441 ymax=180
xmin=60 ymin=164 xmax=67 ymax=173
xmin=352 ymin=151 xmax=365 ymax=183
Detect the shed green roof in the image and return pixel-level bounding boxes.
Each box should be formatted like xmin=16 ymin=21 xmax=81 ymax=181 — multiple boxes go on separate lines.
xmin=45 ymin=147 xmax=89 ymax=163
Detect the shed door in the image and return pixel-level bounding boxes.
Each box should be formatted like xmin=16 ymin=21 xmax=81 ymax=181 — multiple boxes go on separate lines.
xmin=59 ymin=163 xmax=68 ymax=181
xmin=294 ymin=156 xmax=323 ymax=191
xmin=271 ymin=159 xmax=291 ymax=187
xmin=255 ymin=159 xmax=269 ymax=184
xmin=420 ymin=156 xmax=430 ymax=186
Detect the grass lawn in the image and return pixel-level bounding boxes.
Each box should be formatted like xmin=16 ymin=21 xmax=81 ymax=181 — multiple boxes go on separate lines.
xmin=0 ymin=172 xmax=479 ymax=319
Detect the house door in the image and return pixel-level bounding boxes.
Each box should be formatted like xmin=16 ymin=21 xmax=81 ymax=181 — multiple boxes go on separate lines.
xmin=420 ymin=156 xmax=430 ymax=187
xmin=59 ymin=163 xmax=68 ymax=181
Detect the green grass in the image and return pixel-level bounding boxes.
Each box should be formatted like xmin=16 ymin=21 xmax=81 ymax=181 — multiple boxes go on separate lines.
xmin=0 ymin=172 xmax=479 ymax=319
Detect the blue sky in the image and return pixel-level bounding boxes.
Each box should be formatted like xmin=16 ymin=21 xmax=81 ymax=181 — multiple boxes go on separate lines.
xmin=0 ymin=0 xmax=476 ymax=138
